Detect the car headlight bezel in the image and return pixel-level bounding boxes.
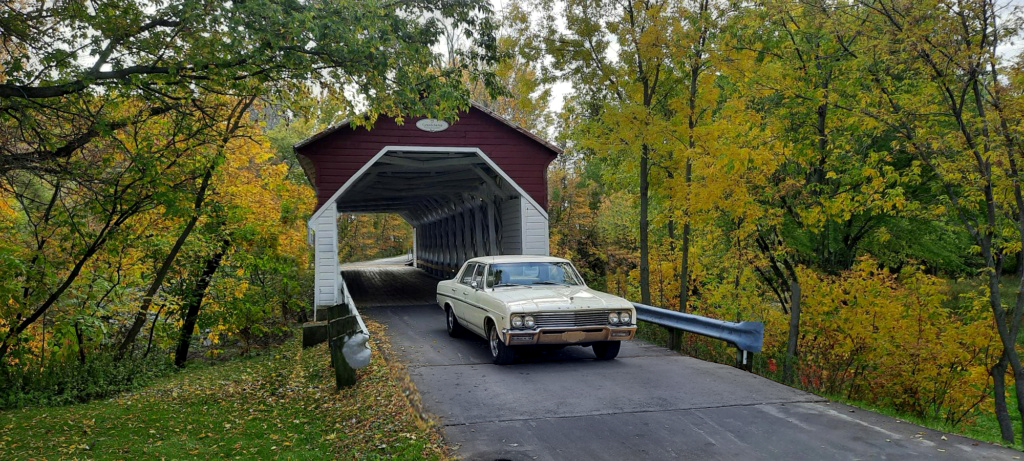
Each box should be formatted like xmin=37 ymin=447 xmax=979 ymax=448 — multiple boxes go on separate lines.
xmin=620 ymin=311 xmax=631 ymax=324
xmin=608 ymin=312 xmax=620 ymax=325
xmin=511 ymin=315 xmax=524 ymax=328
xmin=524 ymin=315 xmax=535 ymax=328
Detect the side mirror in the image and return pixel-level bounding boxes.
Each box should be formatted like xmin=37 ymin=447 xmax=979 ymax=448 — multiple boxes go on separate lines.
xmin=470 ymin=280 xmax=480 ymax=290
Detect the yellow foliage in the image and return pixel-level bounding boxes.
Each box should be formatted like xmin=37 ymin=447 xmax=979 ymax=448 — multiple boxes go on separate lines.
xmin=796 ymin=260 xmax=997 ymax=423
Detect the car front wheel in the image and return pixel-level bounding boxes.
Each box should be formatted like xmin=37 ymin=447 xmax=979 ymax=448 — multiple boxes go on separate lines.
xmin=593 ymin=341 xmax=621 ymax=360
xmin=446 ymin=306 xmax=465 ymax=337
xmin=488 ymin=323 xmax=515 ymax=365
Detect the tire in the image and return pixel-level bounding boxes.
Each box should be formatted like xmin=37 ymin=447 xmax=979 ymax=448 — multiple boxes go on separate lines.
xmin=446 ymin=306 xmax=466 ymax=338
xmin=488 ymin=322 xmax=515 ymax=365
xmin=593 ymin=341 xmax=621 ymax=360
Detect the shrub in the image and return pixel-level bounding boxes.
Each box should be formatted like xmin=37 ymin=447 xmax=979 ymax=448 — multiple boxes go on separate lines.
xmin=796 ymin=259 xmax=997 ymax=425
xmin=0 ymin=353 xmax=174 ymax=410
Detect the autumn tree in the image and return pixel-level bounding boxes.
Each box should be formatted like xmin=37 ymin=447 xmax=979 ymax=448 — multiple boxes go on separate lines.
xmin=0 ymin=0 xmax=501 ymax=370
xmin=0 ymin=100 xmax=215 ymax=363
xmin=541 ymin=0 xmax=682 ymax=305
xmin=848 ymin=0 xmax=1024 ymax=443
xmin=467 ymin=2 xmax=556 ymax=135
xmin=0 ymin=0 xmax=498 ymax=172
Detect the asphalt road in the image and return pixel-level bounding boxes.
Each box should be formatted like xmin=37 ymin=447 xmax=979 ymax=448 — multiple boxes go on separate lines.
xmin=344 ymin=265 xmax=1019 ymax=461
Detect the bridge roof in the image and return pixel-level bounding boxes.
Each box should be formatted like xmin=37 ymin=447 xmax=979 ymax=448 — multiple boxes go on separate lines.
xmin=294 ymin=102 xmax=561 ymax=221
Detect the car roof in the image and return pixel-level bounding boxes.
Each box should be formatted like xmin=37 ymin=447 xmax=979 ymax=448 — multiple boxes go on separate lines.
xmin=464 ymin=255 xmax=572 ymax=265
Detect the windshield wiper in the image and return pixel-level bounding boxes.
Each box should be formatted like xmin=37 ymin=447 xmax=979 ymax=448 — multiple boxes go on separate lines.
xmin=532 ymin=281 xmax=568 ymax=285
xmin=493 ymin=283 xmax=527 ymax=288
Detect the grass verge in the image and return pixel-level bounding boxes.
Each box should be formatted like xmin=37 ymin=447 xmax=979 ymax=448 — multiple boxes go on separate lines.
xmin=0 ymin=320 xmax=448 ymax=460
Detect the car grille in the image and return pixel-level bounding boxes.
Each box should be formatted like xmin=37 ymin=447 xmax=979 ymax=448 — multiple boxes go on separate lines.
xmin=533 ymin=311 xmax=611 ymax=328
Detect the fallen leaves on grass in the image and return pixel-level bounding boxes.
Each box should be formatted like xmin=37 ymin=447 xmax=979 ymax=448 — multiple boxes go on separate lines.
xmin=0 ymin=320 xmax=448 ymax=460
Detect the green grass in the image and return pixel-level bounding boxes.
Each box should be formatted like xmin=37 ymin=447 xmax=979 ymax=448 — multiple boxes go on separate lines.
xmin=0 ymin=322 xmax=447 ymax=460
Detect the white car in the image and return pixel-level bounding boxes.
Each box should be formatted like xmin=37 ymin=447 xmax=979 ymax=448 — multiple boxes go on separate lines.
xmin=436 ymin=255 xmax=637 ymax=364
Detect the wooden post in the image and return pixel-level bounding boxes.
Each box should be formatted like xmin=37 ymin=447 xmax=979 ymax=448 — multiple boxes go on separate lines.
xmin=327 ymin=303 xmax=359 ymax=389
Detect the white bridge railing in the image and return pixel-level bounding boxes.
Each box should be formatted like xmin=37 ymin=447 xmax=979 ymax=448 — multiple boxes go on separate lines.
xmin=339 ymin=274 xmax=368 ymax=336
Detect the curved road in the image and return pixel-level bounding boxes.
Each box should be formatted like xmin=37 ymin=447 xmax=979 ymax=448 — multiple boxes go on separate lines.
xmin=344 ymin=265 xmax=1017 ymax=460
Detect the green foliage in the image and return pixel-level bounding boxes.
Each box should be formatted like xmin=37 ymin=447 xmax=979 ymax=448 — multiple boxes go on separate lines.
xmin=0 ymin=354 xmax=173 ymax=410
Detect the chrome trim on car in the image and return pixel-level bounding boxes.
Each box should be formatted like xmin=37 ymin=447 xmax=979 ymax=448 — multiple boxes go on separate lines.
xmin=500 ymin=325 xmax=636 ymax=345
xmin=532 ymin=311 xmax=633 ymax=329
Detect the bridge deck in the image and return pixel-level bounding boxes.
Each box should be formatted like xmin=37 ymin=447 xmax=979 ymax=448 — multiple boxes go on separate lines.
xmin=343 ymin=265 xmax=1017 ymax=460
xmin=342 ymin=258 xmax=437 ymax=308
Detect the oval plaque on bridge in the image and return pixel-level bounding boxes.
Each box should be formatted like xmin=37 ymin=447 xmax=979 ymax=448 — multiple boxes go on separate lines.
xmin=416 ymin=118 xmax=450 ymax=132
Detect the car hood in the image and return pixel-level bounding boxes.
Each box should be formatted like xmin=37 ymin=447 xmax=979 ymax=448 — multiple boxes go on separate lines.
xmin=489 ymin=286 xmax=632 ymax=313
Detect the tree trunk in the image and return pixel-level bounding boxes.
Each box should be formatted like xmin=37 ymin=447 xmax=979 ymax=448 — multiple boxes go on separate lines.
xmin=174 ymin=238 xmax=230 ymax=367
xmin=991 ymin=353 xmax=1013 ymax=442
xmin=74 ymin=321 xmax=86 ymax=365
xmin=640 ymin=143 xmax=651 ymax=305
xmin=680 ymin=158 xmax=692 ymax=313
xmin=783 ymin=278 xmax=801 ymax=384
xmin=667 ymin=220 xmax=676 ymax=308
xmin=116 ymin=167 xmax=214 ymax=360
xmin=143 ymin=305 xmax=165 ymax=358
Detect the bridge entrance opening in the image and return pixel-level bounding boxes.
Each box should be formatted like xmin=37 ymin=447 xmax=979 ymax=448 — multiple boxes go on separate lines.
xmin=294 ymin=103 xmax=561 ymax=318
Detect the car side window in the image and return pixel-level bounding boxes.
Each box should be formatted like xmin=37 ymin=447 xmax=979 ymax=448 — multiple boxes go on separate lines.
xmin=459 ymin=263 xmax=477 ymax=285
xmin=472 ymin=264 xmax=486 ymax=287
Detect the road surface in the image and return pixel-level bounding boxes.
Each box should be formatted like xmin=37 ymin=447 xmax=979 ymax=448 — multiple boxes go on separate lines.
xmin=343 ymin=264 xmax=1017 ymax=460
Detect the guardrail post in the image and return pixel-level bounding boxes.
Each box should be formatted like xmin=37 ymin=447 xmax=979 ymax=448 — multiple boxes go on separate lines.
xmin=736 ymin=349 xmax=753 ymax=372
xmin=666 ymin=328 xmax=682 ymax=352
xmin=327 ymin=303 xmax=359 ymax=389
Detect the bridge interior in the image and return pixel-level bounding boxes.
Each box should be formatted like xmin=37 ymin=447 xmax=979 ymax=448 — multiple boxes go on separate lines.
xmin=339 ymin=149 xmax=511 ymax=279
xmin=312 ymin=146 xmax=549 ymax=304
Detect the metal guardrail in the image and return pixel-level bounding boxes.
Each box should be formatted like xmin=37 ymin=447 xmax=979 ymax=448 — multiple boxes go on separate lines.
xmin=632 ymin=303 xmax=764 ymax=371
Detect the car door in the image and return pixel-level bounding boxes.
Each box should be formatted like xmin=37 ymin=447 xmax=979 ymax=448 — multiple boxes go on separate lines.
xmin=444 ymin=263 xmax=476 ymax=326
xmin=462 ymin=263 xmax=490 ymax=336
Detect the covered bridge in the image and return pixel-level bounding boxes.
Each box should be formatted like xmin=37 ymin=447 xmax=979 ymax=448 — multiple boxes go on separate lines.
xmin=295 ymin=102 xmax=561 ymax=313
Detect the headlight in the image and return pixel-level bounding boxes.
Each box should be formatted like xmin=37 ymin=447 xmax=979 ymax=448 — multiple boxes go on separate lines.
xmin=524 ymin=316 xmax=535 ymax=328
xmin=620 ymin=312 xmax=631 ymax=324
xmin=608 ymin=312 xmax=620 ymax=325
xmin=512 ymin=315 xmax=524 ymax=328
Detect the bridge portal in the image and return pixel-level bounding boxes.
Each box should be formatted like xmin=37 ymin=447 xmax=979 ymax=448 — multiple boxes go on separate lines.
xmin=295 ymin=103 xmax=560 ymax=316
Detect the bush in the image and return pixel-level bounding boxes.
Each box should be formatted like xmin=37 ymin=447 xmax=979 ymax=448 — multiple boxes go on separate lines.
xmin=795 ymin=259 xmax=997 ymax=425
xmin=0 ymin=353 xmax=174 ymax=410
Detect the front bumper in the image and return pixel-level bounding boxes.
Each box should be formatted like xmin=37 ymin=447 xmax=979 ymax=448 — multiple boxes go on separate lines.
xmin=501 ymin=325 xmax=637 ymax=345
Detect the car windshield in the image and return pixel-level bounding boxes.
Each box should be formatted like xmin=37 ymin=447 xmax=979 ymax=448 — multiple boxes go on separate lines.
xmin=486 ymin=262 xmax=584 ymax=288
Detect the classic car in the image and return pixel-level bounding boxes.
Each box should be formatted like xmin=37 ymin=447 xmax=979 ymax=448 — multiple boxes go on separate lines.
xmin=436 ymin=255 xmax=637 ymax=364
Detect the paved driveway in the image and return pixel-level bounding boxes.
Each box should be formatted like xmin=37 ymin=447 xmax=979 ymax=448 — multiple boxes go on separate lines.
xmin=346 ymin=266 xmax=1018 ymax=460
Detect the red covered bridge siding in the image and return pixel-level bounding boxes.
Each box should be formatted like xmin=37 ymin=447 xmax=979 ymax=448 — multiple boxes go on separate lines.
xmin=295 ymin=104 xmax=561 ymax=310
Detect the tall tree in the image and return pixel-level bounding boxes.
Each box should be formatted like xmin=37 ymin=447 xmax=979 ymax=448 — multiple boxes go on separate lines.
xmin=541 ymin=0 xmax=678 ymax=305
